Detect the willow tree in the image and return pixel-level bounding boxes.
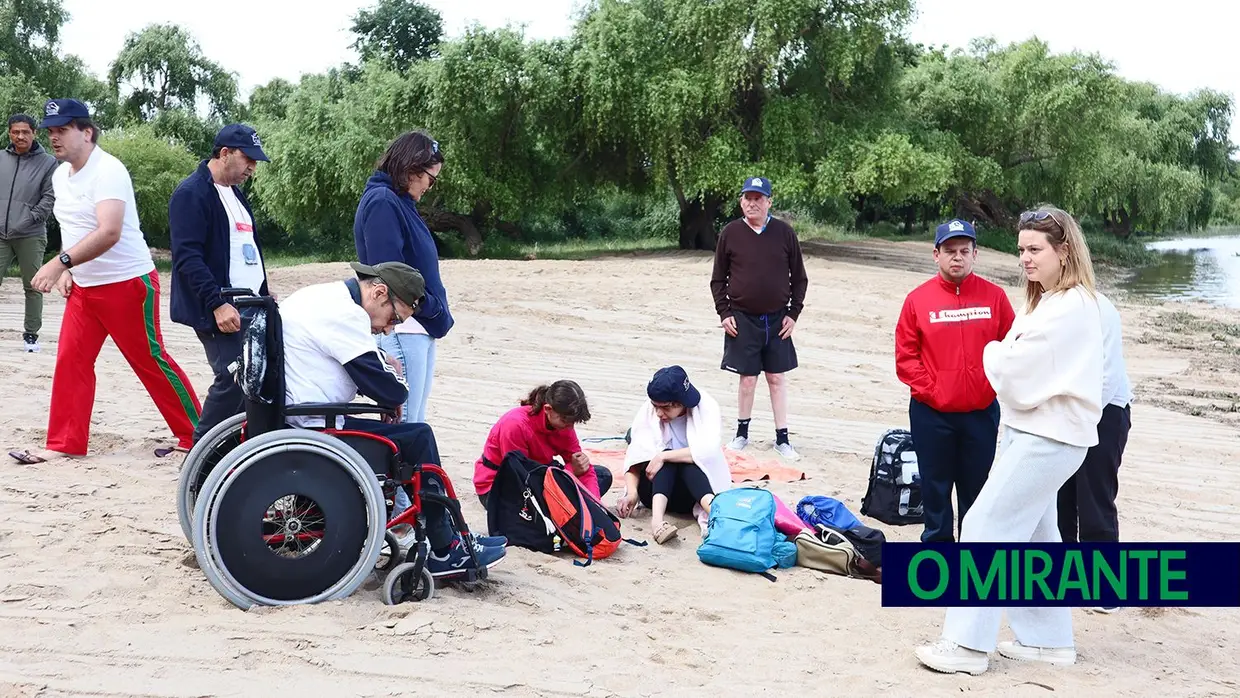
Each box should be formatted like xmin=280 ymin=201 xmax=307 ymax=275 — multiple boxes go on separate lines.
xmin=572 ymin=0 xmax=913 ymax=249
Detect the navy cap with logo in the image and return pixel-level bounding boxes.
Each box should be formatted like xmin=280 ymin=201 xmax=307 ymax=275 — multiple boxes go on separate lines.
xmin=214 ymin=123 xmax=269 ymax=162
xmin=935 ymin=218 xmax=977 ymax=247
xmin=740 ymin=176 xmax=772 ymax=198
xmin=39 ymin=98 xmax=91 ymax=128
xmin=647 ymin=365 xmax=701 ymax=409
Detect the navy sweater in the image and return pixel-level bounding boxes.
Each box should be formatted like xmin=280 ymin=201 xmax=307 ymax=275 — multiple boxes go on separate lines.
xmin=168 ymin=160 xmax=270 ymax=332
xmin=353 ymin=171 xmax=454 ymax=339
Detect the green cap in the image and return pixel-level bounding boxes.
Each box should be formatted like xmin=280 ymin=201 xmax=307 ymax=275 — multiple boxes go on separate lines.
xmin=349 ymin=261 xmax=426 ymax=307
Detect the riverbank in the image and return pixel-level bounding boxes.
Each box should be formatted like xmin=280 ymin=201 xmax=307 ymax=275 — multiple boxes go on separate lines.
xmin=1 ymin=246 xmax=1236 ymax=696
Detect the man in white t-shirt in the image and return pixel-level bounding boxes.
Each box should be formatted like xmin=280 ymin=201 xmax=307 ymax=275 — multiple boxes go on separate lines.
xmin=278 ymin=261 xmax=506 ymax=577
xmin=8 ymin=99 xmax=201 ymax=465
xmin=169 ymin=123 xmax=271 ymax=444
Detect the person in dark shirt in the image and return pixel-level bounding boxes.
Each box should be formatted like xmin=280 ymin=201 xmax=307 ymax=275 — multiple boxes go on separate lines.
xmin=709 ymin=176 xmax=808 ymax=460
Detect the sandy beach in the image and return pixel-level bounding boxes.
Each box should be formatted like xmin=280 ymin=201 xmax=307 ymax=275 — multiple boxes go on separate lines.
xmin=1 ymin=240 xmax=1237 ymax=697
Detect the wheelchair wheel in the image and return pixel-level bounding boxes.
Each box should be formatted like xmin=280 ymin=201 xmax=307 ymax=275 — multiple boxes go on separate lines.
xmin=191 ymin=429 xmax=387 ymax=610
xmin=382 ymin=562 xmax=434 ymax=605
xmin=177 ymin=412 xmax=247 ymax=543
xmin=375 ymin=531 xmax=401 ymax=574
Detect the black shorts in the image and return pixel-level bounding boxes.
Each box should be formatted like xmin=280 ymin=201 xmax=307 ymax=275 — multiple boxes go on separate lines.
xmin=721 ymin=310 xmax=797 ymax=377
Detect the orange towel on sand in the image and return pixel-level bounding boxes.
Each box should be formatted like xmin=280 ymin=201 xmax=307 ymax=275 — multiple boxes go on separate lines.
xmin=583 ymin=447 xmax=805 ymax=483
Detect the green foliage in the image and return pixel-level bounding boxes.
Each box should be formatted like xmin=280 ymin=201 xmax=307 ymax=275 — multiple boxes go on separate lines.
xmin=350 ymin=0 xmax=444 ymax=70
xmin=99 ymin=124 xmax=197 ymax=249
xmin=107 ymin=23 xmax=238 ymax=121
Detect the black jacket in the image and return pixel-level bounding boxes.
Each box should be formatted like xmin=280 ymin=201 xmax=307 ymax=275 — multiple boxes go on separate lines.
xmin=168 ymin=159 xmax=270 ymax=332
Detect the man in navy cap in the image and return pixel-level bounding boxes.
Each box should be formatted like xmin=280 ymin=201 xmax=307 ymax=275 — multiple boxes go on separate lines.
xmin=10 ymin=99 xmax=201 ymax=464
xmin=710 ymin=176 xmax=808 ymax=461
xmin=168 ymin=123 xmax=273 ymax=444
xmin=894 ymin=218 xmax=1015 ymax=542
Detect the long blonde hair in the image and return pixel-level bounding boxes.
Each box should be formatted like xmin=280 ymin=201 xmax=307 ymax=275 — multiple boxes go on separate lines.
xmin=1017 ymin=205 xmax=1096 ymax=312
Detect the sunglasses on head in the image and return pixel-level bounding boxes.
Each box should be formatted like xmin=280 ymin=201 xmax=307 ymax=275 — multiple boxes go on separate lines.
xmin=1019 ymin=210 xmax=1058 ymax=225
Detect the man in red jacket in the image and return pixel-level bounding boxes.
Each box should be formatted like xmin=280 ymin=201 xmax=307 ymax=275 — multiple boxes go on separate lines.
xmin=894 ymin=219 xmax=1015 ymax=542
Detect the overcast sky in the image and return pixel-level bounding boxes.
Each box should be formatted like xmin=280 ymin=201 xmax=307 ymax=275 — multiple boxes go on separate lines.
xmin=57 ymin=0 xmax=1239 ymax=139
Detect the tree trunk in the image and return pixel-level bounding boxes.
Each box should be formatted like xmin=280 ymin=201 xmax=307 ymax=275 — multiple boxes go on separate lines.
xmin=955 ymin=189 xmax=1016 ymax=230
xmin=1103 ymin=208 xmax=1134 ymax=239
xmin=421 ymin=208 xmax=484 ymax=256
xmin=678 ymin=193 xmax=722 ymax=250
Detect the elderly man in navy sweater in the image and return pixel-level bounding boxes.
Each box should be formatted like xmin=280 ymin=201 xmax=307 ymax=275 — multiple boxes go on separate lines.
xmin=168 ymin=124 xmax=271 ymax=445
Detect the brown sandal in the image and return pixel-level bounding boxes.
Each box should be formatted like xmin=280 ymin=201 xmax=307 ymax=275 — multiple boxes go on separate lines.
xmin=653 ymin=522 xmax=679 ymax=544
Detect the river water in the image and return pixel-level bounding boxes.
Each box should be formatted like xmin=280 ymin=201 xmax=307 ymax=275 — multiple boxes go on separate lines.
xmin=1119 ymin=235 xmax=1240 ymax=309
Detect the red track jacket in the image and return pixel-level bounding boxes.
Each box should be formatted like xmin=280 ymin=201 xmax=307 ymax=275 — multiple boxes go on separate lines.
xmin=895 ymin=272 xmax=1016 ymax=413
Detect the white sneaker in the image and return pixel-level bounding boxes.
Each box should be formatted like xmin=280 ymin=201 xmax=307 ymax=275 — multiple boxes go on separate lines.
xmin=23 ymin=334 xmax=39 ymax=353
xmin=997 ymin=641 xmax=1076 ymax=665
xmin=915 ymin=638 xmax=989 ymax=675
xmin=1089 ymin=606 xmax=1119 ymax=615
xmin=726 ymin=436 xmax=749 ymax=451
xmin=773 ymin=442 xmax=800 ymax=460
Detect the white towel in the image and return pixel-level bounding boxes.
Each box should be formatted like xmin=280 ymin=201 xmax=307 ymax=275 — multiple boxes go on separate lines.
xmin=623 ymin=388 xmax=732 ymax=526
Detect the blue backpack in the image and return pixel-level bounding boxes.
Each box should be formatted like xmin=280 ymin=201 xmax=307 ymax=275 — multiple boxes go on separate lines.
xmin=698 ymin=487 xmax=797 ymax=581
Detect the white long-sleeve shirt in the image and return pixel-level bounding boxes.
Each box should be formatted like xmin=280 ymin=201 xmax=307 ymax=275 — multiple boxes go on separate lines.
xmin=1097 ymin=292 xmax=1134 ymax=409
xmin=982 ymin=286 xmax=1104 ymax=448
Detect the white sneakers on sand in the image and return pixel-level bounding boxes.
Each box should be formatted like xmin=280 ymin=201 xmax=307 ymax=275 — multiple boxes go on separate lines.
xmin=916 ymin=638 xmax=1076 ymax=675
xmin=726 ymin=435 xmax=801 ymax=461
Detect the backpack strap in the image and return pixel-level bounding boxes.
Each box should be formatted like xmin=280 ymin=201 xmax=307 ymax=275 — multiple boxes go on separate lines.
xmin=760 ymin=571 xmax=777 ymax=582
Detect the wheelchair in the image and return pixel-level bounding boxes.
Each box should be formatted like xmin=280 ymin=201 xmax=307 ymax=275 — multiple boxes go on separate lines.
xmin=176 ymin=289 xmax=488 ymax=610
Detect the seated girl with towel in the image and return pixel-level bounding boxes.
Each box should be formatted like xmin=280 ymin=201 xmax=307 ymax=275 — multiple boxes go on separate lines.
xmin=617 ymin=366 xmax=732 ymax=544
xmin=473 ymin=379 xmax=613 ymax=507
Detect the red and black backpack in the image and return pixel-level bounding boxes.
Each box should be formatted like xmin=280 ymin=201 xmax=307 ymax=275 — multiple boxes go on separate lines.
xmin=486 ymin=450 xmax=639 ymax=565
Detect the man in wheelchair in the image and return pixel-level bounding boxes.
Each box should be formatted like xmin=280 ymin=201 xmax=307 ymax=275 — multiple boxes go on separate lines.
xmin=278 ymin=260 xmax=506 ymax=578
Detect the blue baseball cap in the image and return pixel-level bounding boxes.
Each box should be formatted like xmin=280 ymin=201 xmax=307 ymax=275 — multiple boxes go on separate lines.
xmin=935 ymin=219 xmax=976 ymax=247
xmin=213 ymin=123 xmax=269 ymax=162
xmin=740 ymin=176 xmax=772 ymax=197
xmin=39 ymin=99 xmax=91 ymax=128
xmin=647 ymin=365 xmax=701 ymax=409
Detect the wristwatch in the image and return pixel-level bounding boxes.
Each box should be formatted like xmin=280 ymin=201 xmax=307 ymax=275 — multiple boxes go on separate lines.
xmin=59 ymin=252 xmax=73 ymax=268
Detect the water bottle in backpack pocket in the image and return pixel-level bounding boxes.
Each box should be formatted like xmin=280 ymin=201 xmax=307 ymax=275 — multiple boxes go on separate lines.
xmin=698 ymin=487 xmax=796 ymax=579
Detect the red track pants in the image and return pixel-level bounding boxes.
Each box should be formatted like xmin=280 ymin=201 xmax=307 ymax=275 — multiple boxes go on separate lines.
xmin=46 ymin=270 xmax=201 ymax=455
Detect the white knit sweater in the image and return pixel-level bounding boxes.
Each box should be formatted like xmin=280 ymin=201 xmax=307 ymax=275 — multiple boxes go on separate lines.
xmin=982 ymin=286 xmax=1104 ymax=448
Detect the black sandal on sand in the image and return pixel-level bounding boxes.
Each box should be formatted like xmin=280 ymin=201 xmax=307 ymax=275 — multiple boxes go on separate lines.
xmin=9 ymin=450 xmax=47 ymax=464
xmin=154 ymin=445 xmax=191 ymax=458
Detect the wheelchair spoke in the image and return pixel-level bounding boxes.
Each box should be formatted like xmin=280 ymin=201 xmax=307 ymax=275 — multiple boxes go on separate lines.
xmin=262 ymin=493 xmax=327 ymax=558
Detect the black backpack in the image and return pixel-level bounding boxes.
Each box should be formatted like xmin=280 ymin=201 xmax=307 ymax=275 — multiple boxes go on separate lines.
xmin=860 ymin=428 xmax=923 ymax=526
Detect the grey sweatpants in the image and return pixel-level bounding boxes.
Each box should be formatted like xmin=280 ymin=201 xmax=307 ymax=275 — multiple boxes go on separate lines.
xmin=942 ymin=425 xmax=1088 ymax=652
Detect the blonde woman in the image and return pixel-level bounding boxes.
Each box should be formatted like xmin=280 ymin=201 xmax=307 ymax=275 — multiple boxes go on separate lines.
xmin=915 ymin=206 xmax=1104 ymax=676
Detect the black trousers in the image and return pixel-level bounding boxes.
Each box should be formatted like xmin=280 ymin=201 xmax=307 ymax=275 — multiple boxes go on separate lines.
xmin=192 ymin=328 xmax=247 ymax=444
xmin=908 ymin=398 xmax=1001 ymax=543
xmin=635 ymin=461 xmax=715 ymax=514
xmin=1058 ymin=403 xmax=1131 ymax=543
xmin=341 ymin=418 xmax=456 ymax=550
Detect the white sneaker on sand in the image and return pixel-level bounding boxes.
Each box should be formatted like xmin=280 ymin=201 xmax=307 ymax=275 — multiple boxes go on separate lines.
xmin=997 ymin=641 xmax=1076 ymax=665
xmin=1089 ymin=606 xmax=1119 ymax=615
xmin=773 ymin=442 xmax=800 ymax=460
xmin=726 ymin=436 xmax=748 ymax=451
xmin=23 ymin=333 xmax=39 ymax=353
xmin=915 ymin=638 xmax=989 ymax=675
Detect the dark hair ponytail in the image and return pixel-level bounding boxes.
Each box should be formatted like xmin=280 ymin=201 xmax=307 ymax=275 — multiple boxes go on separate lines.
xmin=521 ymin=380 xmax=591 ymax=423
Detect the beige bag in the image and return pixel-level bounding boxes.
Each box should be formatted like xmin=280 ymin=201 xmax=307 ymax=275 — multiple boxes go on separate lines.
xmin=794 ymin=525 xmax=860 ymax=577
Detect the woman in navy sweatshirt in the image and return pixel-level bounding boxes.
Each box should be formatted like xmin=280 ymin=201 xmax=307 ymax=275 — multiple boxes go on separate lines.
xmin=353 ymin=131 xmax=452 ymax=425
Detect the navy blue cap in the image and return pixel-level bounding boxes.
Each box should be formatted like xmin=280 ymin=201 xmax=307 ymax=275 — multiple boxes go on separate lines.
xmin=740 ymin=176 xmax=772 ymax=197
xmin=935 ymin=219 xmax=976 ymax=247
xmin=39 ymin=99 xmax=90 ymax=128
xmin=647 ymin=365 xmax=701 ymax=409
xmin=213 ymin=123 xmax=269 ymax=162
